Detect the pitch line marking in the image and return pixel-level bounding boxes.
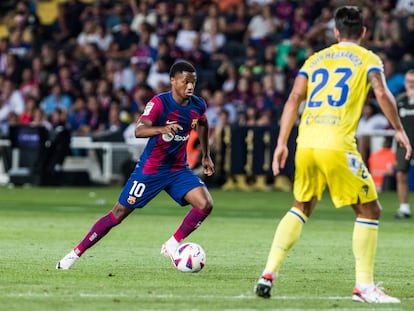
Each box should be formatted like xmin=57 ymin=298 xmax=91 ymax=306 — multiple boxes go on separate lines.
xmin=3 ymin=292 xmax=413 ymax=302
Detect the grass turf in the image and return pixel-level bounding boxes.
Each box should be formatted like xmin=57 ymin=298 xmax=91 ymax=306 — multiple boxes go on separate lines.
xmin=0 ymin=186 xmax=413 ymax=310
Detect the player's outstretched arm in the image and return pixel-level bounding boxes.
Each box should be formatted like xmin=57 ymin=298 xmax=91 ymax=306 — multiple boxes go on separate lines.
xmin=273 ymin=74 xmax=307 ymax=176
xmin=196 ymin=118 xmax=215 ymax=176
xmin=369 ymin=70 xmax=412 ymax=160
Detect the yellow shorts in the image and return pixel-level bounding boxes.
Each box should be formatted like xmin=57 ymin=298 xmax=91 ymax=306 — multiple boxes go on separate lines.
xmin=293 ymin=148 xmax=378 ymax=208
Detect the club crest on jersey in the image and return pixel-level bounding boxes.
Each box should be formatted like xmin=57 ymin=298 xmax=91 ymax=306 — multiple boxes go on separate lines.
xmin=191 ymin=119 xmax=198 ymax=128
xmin=127 ymin=196 xmax=136 ymax=205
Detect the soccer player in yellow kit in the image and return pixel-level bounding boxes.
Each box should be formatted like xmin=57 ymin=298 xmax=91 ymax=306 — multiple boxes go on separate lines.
xmin=254 ymin=6 xmax=412 ymax=303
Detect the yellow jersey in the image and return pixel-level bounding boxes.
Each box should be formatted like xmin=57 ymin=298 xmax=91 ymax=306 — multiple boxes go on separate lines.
xmin=297 ymin=42 xmax=383 ymax=151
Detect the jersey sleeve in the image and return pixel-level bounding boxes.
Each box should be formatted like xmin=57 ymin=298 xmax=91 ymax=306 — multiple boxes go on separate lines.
xmin=140 ymin=96 xmax=163 ymax=124
xmin=366 ymin=51 xmax=383 ymax=75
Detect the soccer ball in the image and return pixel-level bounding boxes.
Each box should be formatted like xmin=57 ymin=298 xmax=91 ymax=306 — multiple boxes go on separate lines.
xmin=173 ymin=242 xmax=206 ymax=273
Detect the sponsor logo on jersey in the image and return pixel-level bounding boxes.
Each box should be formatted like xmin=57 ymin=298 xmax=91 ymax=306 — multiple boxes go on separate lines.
xmin=162 ymin=133 xmax=190 ymax=142
xmin=127 ymin=196 xmax=136 ymax=205
xmin=166 ymin=120 xmax=177 ymax=125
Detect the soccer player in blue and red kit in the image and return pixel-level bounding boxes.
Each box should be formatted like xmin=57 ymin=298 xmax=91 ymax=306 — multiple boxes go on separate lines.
xmin=57 ymin=60 xmax=215 ymax=270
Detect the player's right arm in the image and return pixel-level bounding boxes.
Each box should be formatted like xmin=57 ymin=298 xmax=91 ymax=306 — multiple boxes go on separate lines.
xmin=135 ymin=98 xmax=183 ymax=138
xmin=369 ymin=70 xmax=412 ymax=160
xmin=273 ymin=74 xmax=307 ymax=176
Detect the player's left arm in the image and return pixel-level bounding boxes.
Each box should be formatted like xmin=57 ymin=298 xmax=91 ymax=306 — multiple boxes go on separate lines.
xmin=370 ymin=70 xmax=412 ymax=160
xmin=196 ymin=118 xmax=215 ymax=176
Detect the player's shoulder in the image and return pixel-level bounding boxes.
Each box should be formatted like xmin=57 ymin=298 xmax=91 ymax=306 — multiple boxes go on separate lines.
xmin=396 ymin=92 xmax=408 ymax=104
xmin=190 ymin=94 xmax=207 ymax=108
xmin=154 ymin=91 xmax=171 ymax=102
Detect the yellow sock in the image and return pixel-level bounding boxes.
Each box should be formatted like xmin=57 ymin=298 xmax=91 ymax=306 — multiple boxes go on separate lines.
xmin=353 ymin=218 xmax=379 ymax=285
xmin=264 ymin=207 xmax=308 ymax=275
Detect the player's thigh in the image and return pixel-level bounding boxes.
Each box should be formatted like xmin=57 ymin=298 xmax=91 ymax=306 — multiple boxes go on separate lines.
xmin=118 ymin=169 xmax=165 ymax=208
xmin=167 ymin=169 xmax=211 ymax=207
xmin=293 ymin=148 xmax=326 ymax=203
xmin=318 ymin=149 xmax=377 ymax=207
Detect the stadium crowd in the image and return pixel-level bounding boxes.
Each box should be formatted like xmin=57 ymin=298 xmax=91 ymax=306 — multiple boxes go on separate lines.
xmin=0 ymin=0 xmax=413 ymax=177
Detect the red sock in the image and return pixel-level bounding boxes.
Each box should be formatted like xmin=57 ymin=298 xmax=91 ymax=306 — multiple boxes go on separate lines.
xmin=173 ymin=207 xmax=210 ymax=242
xmin=74 ymin=211 xmax=119 ymax=256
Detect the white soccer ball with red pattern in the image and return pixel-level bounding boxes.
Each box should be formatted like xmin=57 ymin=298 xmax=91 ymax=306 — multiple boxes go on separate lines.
xmin=174 ymin=242 xmax=206 ymax=273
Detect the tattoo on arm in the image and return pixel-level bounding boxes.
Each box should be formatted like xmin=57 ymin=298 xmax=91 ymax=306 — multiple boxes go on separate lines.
xmin=368 ymin=71 xmax=383 ymax=90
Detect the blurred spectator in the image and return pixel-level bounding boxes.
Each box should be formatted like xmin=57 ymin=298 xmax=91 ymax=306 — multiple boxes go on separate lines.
xmin=201 ymin=3 xmax=227 ymax=34
xmin=112 ymin=59 xmax=136 ymax=93
xmin=146 ymin=56 xmax=171 ymax=91
xmin=265 ymin=32 xmax=307 ymax=71
xmin=155 ymin=1 xmax=177 ymax=39
xmin=238 ymin=44 xmax=264 ymax=80
xmin=244 ymin=4 xmax=281 ymax=47
xmin=57 ymin=0 xmax=87 ymax=42
xmin=105 ymin=1 xmax=130 ymax=33
xmin=356 ymin=102 xmax=390 ymax=166
xmin=384 ymin=57 xmax=405 ymax=96
xmin=130 ymin=0 xmax=157 ymax=32
xmin=40 ymin=83 xmax=73 ymax=116
xmin=305 ymin=6 xmax=335 ymax=50
xmin=399 ymin=14 xmax=414 ymax=61
xmin=19 ymin=96 xmax=38 ymax=124
xmin=19 ymin=67 xmax=37 ymax=100
xmin=103 ymin=100 xmax=129 ymax=134
xmin=84 ymin=94 xmax=106 ymax=137
xmin=223 ymin=3 xmax=249 ymax=42
xmin=67 ymin=95 xmax=89 ymax=136
xmin=176 ymin=16 xmax=198 ymax=53
xmin=0 ymin=79 xmax=25 ymax=126
xmin=199 ymin=16 xmax=226 ymax=56
xmin=8 ymin=27 xmax=33 ymax=60
xmin=288 ymin=7 xmax=308 ymax=37
xmin=4 ymin=53 xmax=23 ymax=85
xmin=77 ymin=20 xmax=99 ymax=49
xmin=93 ymin=23 xmax=113 ymax=52
xmin=250 ymin=80 xmax=273 ymax=126
xmin=131 ymin=22 xmax=157 ymax=71
xmin=80 ymin=2 xmax=106 ymax=26
xmin=0 ymin=38 xmax=8 ymax=74
xmin=106 ymin=18 xmax=139 ymax=59
xmin=395 ymin=0 xmax=414 ymax=16
xmin=372 ymin=8 xmax=402 ymax=59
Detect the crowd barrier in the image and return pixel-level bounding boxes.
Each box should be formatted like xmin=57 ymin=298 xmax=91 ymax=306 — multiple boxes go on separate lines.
xmin=0 ymin=125 xmax=401 ymax=188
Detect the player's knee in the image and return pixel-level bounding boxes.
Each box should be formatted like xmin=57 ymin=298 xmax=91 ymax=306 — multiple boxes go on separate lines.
xmin=199 ymin=197 xmax=214 ymax=214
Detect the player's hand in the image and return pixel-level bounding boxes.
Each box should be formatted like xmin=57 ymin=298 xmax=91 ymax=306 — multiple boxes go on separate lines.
xmin=395 ymin=129 xmax=412 ymax=160
xmin=201 ymin=155 xmax=215 ymax=176
xmin=162 ymin=124 xmax=183 ymax=135
xmin=272 ymin=144 xmax=289 ymax=176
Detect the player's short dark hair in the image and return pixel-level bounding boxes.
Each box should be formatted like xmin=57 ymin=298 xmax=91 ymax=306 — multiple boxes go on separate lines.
xmin=334 ymin=6 xmax=363 ymax=40
xmin=169 ymin=60 xmax=196 ymax=78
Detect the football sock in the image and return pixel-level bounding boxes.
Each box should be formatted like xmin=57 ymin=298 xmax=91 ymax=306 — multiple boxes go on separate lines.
xmin=264 ymin=207 xmax=308 ymax=274
xmin=74 ymin=211 xmax=120 ymax=256
xmin=164 ymin=236 xmax=180 ymax=254
xmin=399 ymin=203 xmax=410 ymax=214
xmin=353 ymin=218 xmax=378 ymax=285
xmin=173 ymin=207 xmax=210 ymax=242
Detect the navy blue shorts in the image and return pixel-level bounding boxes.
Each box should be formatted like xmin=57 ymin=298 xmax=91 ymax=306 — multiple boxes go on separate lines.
xmin=118 ymin=165 xmax=206 ymax=208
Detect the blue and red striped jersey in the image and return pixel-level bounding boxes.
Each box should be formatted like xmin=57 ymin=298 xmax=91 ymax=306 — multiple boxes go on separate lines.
xmin=138 ymin=91 xmax=207 ymax=174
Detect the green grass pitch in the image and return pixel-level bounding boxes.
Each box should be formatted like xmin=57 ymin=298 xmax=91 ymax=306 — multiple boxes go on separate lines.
xmin=0 ymin=186 xmax=413 ymax=310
